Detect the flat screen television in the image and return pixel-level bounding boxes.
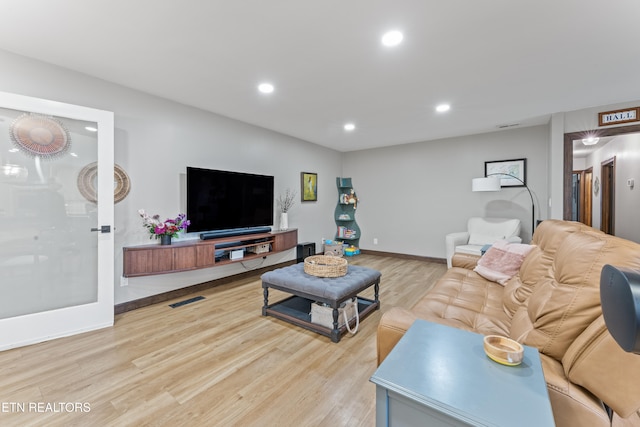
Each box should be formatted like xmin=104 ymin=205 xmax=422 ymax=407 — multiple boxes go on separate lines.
xmin=186 ymin=167 xmax=274 ymax=233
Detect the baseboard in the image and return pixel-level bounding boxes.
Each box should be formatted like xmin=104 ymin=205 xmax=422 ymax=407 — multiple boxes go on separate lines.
xmin=359 ymin=249 xmax=446 ymax=264
xmin=114 ymin=259 xmax=297 ymax=315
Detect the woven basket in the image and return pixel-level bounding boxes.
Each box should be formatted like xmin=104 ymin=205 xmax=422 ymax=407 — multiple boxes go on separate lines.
xmin=304 ymin=255 xmax=348 ymax=278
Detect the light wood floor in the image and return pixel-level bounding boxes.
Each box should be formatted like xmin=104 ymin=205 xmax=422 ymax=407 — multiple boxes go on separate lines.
xmin=0 ymin=254 xmax=446 ymax=427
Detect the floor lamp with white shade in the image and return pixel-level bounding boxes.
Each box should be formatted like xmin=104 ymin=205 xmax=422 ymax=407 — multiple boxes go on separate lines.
xmin=472 ymin=173 xmax=536 ymax=238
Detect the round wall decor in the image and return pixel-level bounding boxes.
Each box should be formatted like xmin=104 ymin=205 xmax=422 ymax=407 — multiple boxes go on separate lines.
xmin=77 ymin=162 xmax=131 ymax=204
xmin=10 ymin=113 xmax=71 ymax=159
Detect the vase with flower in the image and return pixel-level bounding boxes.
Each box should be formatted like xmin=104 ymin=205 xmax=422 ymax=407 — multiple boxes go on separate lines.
xmin=276 ymin=188 xmax=296 ymax=231
xmin=138 ymin=209 xmax=190 ymax=245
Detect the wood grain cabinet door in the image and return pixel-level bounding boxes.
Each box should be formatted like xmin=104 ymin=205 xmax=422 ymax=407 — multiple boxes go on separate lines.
xmin=273 ymin=229 xmax=298 ymax=252
xmin=173 ymin=246 xmax=197 ymax=271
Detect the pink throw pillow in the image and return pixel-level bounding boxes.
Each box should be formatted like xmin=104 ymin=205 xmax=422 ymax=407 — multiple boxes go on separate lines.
xmin=473 ymin=240 xmax=535 ymax=285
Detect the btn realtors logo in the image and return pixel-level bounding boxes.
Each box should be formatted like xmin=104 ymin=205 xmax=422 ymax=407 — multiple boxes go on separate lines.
xmin=598 ymin=107 xmax=640 ymax=127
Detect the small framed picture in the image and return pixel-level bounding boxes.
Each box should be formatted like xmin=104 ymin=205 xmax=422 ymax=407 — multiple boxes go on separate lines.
xmin=485 ymin=158 xmax=526 ymax=187
xmin=301 ymin=172 xmax=318 ymax=202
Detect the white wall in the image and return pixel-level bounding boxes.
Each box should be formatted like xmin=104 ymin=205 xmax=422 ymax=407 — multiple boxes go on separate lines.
xmin=0 ymin=50 xmax=342 ymax=304
xmin=548 ymin=113 xmax=565 ymax=219
xmin=343 ymin=125 xmax=549 ymax=257
xmin=572 ymin=157 xmax=587 ymax=171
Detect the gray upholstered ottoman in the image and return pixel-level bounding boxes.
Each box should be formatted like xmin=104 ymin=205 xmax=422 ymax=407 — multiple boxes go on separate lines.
xmin=261 ymin=263 xmax=381 ymax=342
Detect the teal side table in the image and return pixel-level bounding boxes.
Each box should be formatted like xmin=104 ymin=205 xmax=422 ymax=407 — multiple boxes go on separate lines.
xmin=370 ymin=320 xmax=555 ymax=426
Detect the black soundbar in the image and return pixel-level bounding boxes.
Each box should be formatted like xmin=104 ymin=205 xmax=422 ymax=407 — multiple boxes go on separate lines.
xmin=199 ymin=226 xmax=272 ymax=240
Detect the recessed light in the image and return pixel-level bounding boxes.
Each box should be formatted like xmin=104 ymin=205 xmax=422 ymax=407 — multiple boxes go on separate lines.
xmin=70 ymin=152 xmax=78 ymax=157
xmin=344 ymin=123 xmax=356 ymax=131
xmin=582 ymin=137 xmax=599 ymax=146
xmin=85 ymin=126 xmax=98 ymax=132
xmin=258 ymin=83 xmax=274 ymax=94
xmin=381 ymin=31 xmax=403 ymax=47
xmin=436 ymin=104 xmax=450 ymax=113
xmin=8 ymin=148 xmax=19 ymax=153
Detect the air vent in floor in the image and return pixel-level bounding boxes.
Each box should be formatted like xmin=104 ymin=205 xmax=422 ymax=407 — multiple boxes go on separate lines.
xmin=169 ymin=296 xmax=205 ymax=308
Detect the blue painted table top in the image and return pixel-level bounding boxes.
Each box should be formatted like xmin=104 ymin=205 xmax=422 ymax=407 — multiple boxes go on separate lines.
xmin=371 ymin=320 xmax=555 ymax=426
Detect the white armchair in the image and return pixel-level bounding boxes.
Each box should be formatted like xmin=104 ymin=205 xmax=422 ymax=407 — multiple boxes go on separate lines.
xmin=445 ymin=217 xmax=522 ymax=268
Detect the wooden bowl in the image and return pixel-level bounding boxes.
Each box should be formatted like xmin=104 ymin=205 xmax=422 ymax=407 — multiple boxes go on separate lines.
xmin=483 ymin=335 xmax=524 ymax=366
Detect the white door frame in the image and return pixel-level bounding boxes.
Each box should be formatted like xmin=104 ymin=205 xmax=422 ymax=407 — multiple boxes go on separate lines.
xmin=0 ymin=91 xmax=114 ymax=350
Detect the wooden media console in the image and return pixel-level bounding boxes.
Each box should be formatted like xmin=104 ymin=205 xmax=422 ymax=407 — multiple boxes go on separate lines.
xmin=123 ymin=229 xmax=297 ymax=277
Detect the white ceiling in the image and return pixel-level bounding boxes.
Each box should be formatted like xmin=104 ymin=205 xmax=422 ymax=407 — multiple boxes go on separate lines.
xmin=2 ymin=1 xmax=640 ymax=152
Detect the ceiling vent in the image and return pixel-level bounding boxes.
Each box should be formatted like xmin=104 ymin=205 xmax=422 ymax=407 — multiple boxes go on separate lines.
xmin=497 ymin=123 xmax=520 ymax=129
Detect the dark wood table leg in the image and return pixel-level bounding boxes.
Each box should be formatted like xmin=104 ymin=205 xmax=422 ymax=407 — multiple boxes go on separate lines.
xmin=331 ymin=307 xmax=340 ymax=342
xmin=374 ymin=280 xmax=380 ymax=309
xmin=262 ymin=285 xmax=269 ymax=316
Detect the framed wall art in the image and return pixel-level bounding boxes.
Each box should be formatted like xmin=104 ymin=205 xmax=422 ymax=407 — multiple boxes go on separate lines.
xmin=301 ymin=172 xmax=317 ymax=202
xmin=485 ymin=158 xmax=526 ymax=187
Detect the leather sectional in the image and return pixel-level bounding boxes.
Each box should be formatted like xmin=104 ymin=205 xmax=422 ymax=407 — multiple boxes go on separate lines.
xmin=377 ymin=220 xmax=640 ymax=426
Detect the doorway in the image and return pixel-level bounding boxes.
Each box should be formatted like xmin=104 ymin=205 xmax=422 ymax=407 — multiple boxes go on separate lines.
xmin=601 ymin=157 xmax=615 ymax=235
xmin=0 ymin=91 xmax=114 ymax=350
xmin=571 ymin=168 xmax=592 ymax=226
xmin=563 ymin=123 xmax=640 ymax=220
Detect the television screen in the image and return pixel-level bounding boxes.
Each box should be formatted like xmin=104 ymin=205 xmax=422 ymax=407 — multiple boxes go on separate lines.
xmin=186 ymin=167 xmax=274 ymax=233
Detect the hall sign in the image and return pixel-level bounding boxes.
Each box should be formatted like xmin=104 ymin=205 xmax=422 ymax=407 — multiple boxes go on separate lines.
xmin=598 ymin=107 xmax=640 ymax=126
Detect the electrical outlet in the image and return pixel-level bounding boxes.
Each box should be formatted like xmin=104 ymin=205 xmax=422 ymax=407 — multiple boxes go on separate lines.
xmin=120 ymin=276 xmax=128 ymax=287
xmin=373 ymin=238 xmax=378 ymax=245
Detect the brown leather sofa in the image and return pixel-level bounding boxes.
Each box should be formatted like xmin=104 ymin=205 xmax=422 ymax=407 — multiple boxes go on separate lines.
xmin=377 ymin=220 xmax=640 ymax=426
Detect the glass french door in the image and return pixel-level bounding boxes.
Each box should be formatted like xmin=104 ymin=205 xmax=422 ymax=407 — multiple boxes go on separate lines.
xmin=0 ymin=91 xmax=114 ymax=350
